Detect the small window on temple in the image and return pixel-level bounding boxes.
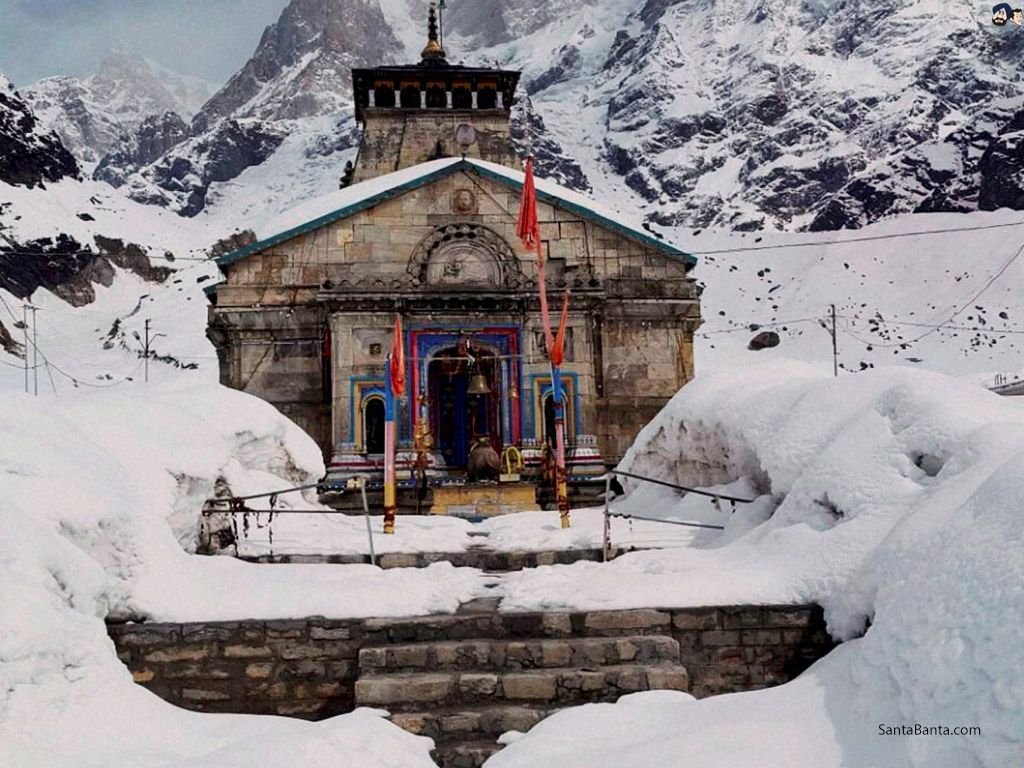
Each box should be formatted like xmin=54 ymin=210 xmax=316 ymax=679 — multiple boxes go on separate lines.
xmin=452 ymin=84 xmax=472 ymax=109
xmin=477 ymin=86 xmax=497 ymax=109
xmin=426 ymin=84 xmax=446 ymax=109
xmin=374 ymin=82 xmax=395 ymax=108
xmin=400 ymin=85 xmax=421 ymax=108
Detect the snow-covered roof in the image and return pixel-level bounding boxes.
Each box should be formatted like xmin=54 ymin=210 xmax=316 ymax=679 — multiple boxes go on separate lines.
xmin=215 ymin=157 xmax=695 ymax=269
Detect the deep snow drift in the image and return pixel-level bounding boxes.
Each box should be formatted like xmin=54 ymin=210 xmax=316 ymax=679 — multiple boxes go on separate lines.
xmin=0 ymin=377 xmax=486 ymax=767
xmin=493 ymin=363 xmax=1024 ymax=768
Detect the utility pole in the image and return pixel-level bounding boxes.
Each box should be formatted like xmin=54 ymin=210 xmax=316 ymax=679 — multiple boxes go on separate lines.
xmin=29 ymin=304 xmax=38 ymax=395
xmin=140 ymin=319 xmax=166 ymax=383
xmin=830 ymin=304 xmax=838 ymax=377
xmin=22 ymin=303 xmax=28 ymax=394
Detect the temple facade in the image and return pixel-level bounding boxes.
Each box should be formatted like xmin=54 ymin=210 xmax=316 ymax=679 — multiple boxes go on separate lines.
xmin=206 ymin=7 xmax=701 ymax=507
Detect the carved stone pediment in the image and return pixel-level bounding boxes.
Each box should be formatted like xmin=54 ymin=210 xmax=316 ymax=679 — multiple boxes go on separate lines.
xmin=409 ymin=223 xmax=523 ymax=289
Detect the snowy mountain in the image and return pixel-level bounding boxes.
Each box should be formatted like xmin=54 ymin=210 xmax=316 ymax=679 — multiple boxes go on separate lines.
xmin=50 ymin=0 xmax=1024 ymax=231
xmin=0 ymin=74 xmax=79 ymax=189
xmin=24 ymin=50 xmax=213 ymax=164
xmin=196 ymin=0 xmax=404 ymax=124
xmin=436 ymin=0 xmax=1024 ymax=231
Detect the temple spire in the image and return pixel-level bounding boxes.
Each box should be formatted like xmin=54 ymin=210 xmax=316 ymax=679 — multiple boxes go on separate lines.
xmin=421 ymin=2 xmax=446 ymax=62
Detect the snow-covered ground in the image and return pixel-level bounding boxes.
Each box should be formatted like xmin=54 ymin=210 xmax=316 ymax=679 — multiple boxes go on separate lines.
xmin=490 ymin=363 xmax=1024 ymax=768
xmin=0 ymin=377 xmax=483 ymax=767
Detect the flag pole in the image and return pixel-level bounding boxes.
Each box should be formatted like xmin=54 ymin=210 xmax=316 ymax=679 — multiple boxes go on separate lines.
xmin=516 ymin=154 xmax=571 ymax=527
xmin=551 ymin=359 xmax=570 ymax=529
xmin=383 ymin=352 xmax=397 ymax=535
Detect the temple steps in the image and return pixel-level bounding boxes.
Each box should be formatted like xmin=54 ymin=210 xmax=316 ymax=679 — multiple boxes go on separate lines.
xmin=354 ymin=633 xmax=689 ymax=768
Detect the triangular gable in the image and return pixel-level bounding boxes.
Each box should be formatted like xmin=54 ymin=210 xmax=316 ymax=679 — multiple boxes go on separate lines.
xmin=214 ymin=158 xmax=696 ymax=271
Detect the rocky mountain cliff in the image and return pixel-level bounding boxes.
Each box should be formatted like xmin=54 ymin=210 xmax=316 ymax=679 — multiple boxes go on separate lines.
xmin=464 ymin=0 xmax=1024 ymax=230
xmin=24 ymin=51 xmax=212 ymax=164
xmin=0 ymin=75 xmax=79 ymax=188
xmin=17 ymin=0 xmax=1024 ymax=232
xmin=196 ymin=0 xmax=404 ymax=125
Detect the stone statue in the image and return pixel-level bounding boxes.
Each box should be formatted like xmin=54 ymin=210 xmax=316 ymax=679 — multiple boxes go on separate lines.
xmin=467 ymin=437 xmax=501 ymax=482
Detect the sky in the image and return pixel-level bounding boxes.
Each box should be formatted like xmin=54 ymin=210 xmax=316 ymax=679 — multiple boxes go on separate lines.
xmin=0 ymin=0 xmax=289 ymax=87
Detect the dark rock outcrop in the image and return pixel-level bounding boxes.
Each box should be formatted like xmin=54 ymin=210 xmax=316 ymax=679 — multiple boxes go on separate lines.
xmin=0 ymin=234 xmax=171 ymax=306
xmin=129 ymin=119 xmax=286 ymax=216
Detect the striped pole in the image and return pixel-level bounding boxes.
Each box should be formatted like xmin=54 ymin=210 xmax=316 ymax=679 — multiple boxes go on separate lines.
xmin=383 ymin=353 xmax=397 ymax=534
xmin=551 ymin=362 xmax=570 ymax=528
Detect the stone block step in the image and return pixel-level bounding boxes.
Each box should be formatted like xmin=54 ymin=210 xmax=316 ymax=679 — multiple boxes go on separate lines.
xmin=389 ymin=705 xmax=555 ymax=742
xmin=432 ymin=739 xmax=502 ymax=768
xmin=354 ymin=663 xmax=688 ymax=711
xmin=359 ymin=635 xmax=680 ymax=673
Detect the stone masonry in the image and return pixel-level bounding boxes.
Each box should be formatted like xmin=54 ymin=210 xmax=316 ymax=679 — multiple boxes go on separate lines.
xmin=109 ymin=605 xmax=833 ymax=752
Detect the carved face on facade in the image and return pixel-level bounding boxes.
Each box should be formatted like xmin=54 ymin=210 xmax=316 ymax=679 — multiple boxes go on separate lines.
xmin=452 ymin=189 xmax=476 ymax=214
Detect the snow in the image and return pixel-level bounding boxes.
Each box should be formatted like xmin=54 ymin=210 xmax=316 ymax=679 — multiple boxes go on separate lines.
xmin=0 ymin=374 xmax=485 ymax=767
xmin=490 ymin=362 xmax=1024 ymax=768
xmin=233 ymin=157 xmax=685 ymax=264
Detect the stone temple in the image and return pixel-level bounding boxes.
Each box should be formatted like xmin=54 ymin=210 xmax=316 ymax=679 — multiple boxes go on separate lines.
xmin=205 ymin=6 xmax=702 ymax=510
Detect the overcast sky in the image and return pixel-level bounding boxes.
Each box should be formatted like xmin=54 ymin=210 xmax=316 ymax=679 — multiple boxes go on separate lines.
xmin=0 ymin=0 xmax=289 ymax=87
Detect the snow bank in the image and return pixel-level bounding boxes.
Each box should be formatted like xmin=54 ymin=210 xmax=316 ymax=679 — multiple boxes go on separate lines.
xmin=492 ymin=363 xmax=1024 ymax=768
xmin=0 ymin=379 xmax=484 ymax=766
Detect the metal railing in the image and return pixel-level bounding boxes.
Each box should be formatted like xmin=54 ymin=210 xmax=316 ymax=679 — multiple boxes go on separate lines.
xmin=202 ymin=477 xmax=377 ymax=565
xmin=601 ymin=470 xmax=756 ymax=561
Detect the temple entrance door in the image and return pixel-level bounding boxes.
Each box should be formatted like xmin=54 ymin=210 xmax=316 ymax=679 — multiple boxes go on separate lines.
xmin=429 ymin=348 xmax=501 ymax=469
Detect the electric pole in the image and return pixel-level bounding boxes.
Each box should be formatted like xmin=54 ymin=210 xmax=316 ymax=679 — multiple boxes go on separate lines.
xmin=22 ymin=303 xmax=28 ymax=394
xmin=830 ymin=304 xmax=838 ymax=377
xmin=140 ymin=319 xmax=166 ymax=383
xmin=30 ymin=304 xmax=38 ymax=395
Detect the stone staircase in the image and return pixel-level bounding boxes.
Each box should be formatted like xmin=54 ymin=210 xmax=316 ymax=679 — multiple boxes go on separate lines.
xmin=355 ymin=631 xmax=688 ymax=767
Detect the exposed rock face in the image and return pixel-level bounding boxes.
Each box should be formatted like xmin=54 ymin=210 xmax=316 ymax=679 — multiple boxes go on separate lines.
xmin=94 ymin=112 xmax=191 ymax=188
xmin=510 ymin=98 xmax=590 ymax=191
xmin=24 ymin=51 xmax=211 ymax=163
xmin=197 ymin=0 xmax=404 ymax=124
xmin=0 ymin=234 xmax=171 ymax=306
xmin=0 ymin=319 xmax=22 ymax=357
xmin=489 ymin=0 xmax=1024 ymax=230
xmin=121 ymin=119 xmax=286 ymax=216
xmin=0 ymin=74 xmax=79 ymax=188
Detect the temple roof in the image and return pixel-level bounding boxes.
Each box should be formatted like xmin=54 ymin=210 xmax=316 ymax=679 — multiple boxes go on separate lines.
xmin=213 ymin=158 xmax=696 ymax=271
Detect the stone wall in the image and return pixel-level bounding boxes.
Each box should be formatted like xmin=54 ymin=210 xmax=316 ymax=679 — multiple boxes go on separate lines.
xmin=108 ymin=605 xmax=832 ymax=719
xmin=353 ymin=110 xmax=518 ymax=183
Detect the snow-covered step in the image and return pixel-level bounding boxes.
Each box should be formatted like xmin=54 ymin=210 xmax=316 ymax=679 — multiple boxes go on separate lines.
xmin=354 ymin=663 xmax=689 ymax=710
xmin=358 ymin=635 xmax=681 ymax=673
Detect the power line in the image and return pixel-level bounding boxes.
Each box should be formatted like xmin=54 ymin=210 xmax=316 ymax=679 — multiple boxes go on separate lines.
xmin=0 ymin=248 xmax=216 ymax=262
xmin=684 ymin=218 xmax=1024 ymax=256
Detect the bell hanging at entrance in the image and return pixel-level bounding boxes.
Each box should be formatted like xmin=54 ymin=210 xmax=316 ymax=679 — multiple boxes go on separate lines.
xmin=468 ymin=372 xmax=491 ymax=395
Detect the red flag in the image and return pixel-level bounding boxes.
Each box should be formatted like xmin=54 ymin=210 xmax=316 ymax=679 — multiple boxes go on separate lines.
xmin=390 ymin=315 xmax=405 ymax=397
xmin=550 ymin=290 xmax=570 ymax=365
xmin=516 ymin=156 xmax=541 ymax=260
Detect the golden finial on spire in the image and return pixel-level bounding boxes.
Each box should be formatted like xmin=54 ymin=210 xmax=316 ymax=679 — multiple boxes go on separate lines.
xmin=421 ymin=2 xmax=446 ymax=61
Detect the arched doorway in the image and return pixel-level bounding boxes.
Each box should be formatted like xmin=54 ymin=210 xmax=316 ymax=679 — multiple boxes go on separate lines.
xmin=364 ymin=397 xmax=385 ymax=454
xmin=428 ymin=346 xmax=502 ymax=469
